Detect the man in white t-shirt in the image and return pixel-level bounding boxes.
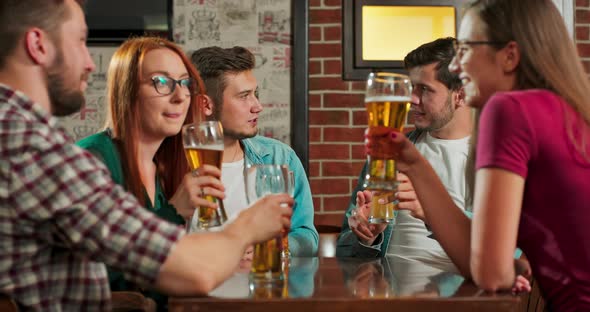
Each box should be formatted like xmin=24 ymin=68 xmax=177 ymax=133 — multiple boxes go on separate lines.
xmin=336 ymin=38 xmax=473 ymax=273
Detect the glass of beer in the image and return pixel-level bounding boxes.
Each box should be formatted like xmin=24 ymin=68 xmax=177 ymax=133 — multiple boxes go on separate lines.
xmin=181 ymin=121 xmax=228 ymax=231
xmin=245 ymin=164 xmax=289 ymax=280
xmin=369 ymin=191 xmax=396 ymax=224
xmin=281 ymin=170 xmax=295 ymax=259
xmin=363 ymin=72 xmax=412 ymax=223
xmin=249 ymin=278 xmax=287 ymax=299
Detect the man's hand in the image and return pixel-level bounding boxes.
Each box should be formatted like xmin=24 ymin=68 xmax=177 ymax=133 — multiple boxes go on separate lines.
xmin=395 ymin=172 xmax=426 ymax=221
xmin=348 ymin=190 xmax=388 ymax=246
xmin=226 ymin=194 xmax=293 ymax=245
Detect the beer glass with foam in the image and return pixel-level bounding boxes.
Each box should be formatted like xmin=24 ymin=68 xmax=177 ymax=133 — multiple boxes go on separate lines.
xmin=182 ymin=121 xmax=228 ymax=231
xmin=363 ymin=72 xmax=412 ymax=223
xmin=245 ymin=164 xmax=289 ymax=280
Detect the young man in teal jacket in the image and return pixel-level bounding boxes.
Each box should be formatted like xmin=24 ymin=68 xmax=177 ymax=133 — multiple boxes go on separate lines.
xmin=191 ymin=46 xmax=318 ymax=256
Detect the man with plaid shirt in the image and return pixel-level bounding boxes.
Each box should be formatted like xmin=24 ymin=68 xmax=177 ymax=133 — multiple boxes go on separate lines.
xmin=0 ymin=0 xmax=293 ymax=310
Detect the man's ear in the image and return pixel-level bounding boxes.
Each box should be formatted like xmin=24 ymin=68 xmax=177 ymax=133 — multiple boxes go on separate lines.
xmin=24 ymin=28 xmax=54 ymax=66
xmin=199 ymin=94 xmax=214 ymax=117
xmin=453 ymin=87 xmax=466 ymax=108
xmin=501 ymin=41 xmax=520 ymax=73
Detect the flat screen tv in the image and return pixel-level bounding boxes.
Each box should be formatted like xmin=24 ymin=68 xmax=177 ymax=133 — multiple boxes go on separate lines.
xmin=85 ymin=0 xmax=172 ymax=43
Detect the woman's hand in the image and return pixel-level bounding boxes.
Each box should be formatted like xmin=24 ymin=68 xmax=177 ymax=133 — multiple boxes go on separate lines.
xmin=348 ymin=190 xmax=388 ymax=246
xmin=511 ymin=275 xmax=531 ymax=294
xmin=169 ymin=164 xmax=226 ymax=221
xmin=364 ymin=128 xmax=423 ymax=174
xmin=512 ymin=258 xmax=532 ymax=293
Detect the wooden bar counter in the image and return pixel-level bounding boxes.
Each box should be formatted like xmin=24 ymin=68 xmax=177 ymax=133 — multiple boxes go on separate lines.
xmin=169 ymin=256 xmax=523 ymax=312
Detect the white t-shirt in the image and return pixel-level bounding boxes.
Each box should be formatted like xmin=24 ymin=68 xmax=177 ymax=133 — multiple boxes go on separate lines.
xmin=188 ymin=159 xmax=248 ymax=232
xmin=221 ymin=159 xmax=249 ymax=223
xmin=386 ymin=132 xmax=470 ymax=272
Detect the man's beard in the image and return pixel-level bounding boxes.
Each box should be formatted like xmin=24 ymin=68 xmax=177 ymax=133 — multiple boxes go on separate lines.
xmin=224 ymin=127 xmax=257 ymax=140
xmin=45 ymin=51 xmax=86 ymax=117
xmin=212 ymin=105 xmax=257 ymax=140
xmin=416 ymin=95 xmax=454 ymax=132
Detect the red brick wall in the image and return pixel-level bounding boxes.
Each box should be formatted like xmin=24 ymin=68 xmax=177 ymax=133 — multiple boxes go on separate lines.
xmin=577 ymin=0 xmax=590 ymax=71
xmin=310 ymin=0 xmax=590 ymax=225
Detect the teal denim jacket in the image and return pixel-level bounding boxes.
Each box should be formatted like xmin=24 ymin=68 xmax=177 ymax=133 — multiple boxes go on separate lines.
xmin=242 ymin=135 xmax=319 ymax=256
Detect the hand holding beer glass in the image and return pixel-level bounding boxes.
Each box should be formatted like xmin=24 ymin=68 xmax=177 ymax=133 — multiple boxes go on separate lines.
xmin=245 ymin=164 xmax=290 ymax=280
xmin=349 ymin=190 xmax=389 ymax=245
xmin=363 ymin=72 xmax=412 ymax=224
xmin=182 ymin=121 xmax=228 ymax=231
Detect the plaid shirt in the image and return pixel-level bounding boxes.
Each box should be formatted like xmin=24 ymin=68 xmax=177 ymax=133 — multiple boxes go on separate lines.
xmin=0 ymin=84 xmax=185 ymax=311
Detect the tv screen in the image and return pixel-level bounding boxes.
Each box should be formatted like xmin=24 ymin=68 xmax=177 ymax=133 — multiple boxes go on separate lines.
xmin=85 ymin=0 xmax=171 ymax=42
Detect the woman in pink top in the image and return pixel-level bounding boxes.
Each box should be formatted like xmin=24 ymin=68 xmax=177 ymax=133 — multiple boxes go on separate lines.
xmin=366 ymin=0 xmax=590 ymax=310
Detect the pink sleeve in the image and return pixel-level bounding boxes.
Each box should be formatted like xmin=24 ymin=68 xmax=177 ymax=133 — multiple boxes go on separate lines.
xmin=476 ymin=93 xmax=535 ymax=178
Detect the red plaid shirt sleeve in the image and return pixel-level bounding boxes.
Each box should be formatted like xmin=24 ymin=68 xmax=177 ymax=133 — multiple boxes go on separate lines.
xmin=0 ymin=85 xmax=184 ymax=310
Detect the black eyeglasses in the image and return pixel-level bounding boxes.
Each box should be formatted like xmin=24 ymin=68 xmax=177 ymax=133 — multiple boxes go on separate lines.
xmin=150 ymin=76 xmax=194 ymax=95
xmin=453 ymin=39 xmax=508 ymax=58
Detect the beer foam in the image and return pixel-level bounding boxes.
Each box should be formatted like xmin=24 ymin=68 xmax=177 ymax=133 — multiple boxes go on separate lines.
xmin=365 ymin=96 xmax=411 ymax=103
xmin=184 ymin=143 xmax=224 ymax=151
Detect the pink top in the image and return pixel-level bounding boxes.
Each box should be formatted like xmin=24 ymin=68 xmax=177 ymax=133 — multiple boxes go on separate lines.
xmin=476 ymin=89 xmax=590 ymax=312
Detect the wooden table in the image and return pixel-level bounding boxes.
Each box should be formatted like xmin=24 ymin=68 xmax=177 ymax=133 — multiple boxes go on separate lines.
xmin=169 ymin=256 xmax=524 ymax=312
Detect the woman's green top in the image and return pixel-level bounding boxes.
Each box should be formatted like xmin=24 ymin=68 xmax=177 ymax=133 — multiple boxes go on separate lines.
xmin=77 ymin=130 xmax=184 ymax=310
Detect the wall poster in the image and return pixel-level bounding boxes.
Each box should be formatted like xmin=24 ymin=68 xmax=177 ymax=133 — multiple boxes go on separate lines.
xmin=174 ymin=0 xmax=292 ymax=144
xmin=57 ymin=0 xmax=293 ymax=146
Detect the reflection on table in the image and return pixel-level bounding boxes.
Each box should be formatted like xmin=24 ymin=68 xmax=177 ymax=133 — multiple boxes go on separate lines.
xmin=208 ymin=257 xmax=318 ymax=299
xmin=340 ymin=255 xmax=464 ymax=299
xmin=169 ymin=256 xmax=522 ymax=312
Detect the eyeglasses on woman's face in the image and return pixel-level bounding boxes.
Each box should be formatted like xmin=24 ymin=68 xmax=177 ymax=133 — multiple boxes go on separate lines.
xmin=150 ymin=76 xmax=194 ymax=96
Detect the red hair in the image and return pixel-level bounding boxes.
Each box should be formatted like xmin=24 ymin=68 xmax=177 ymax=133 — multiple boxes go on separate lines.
xmin=105 ymin=37 xmax=205 ymax=206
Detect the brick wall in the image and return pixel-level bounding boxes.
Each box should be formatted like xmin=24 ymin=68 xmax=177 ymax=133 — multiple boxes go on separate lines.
xmin=577 ymin=0 xmax=590 ymax=70
xmin=310 ymin=0 xmax=590 ymax=225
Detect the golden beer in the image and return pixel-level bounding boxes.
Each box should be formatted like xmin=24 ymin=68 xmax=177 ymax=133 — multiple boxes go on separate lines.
xmin=368 ymin=191 xmax=396 ymax=224
xmin=249 ymin=277 xmax=287 ymax=299
xmin=281 ymin=234 xmax=290 ymax=259
xmin=363 ymin=96 xmax=411 ymax=195
xmin=183 ymin=145 xmax=227 ymax=228
xmin=251 ymin=236 xmax=283 ymax=280
xmin=282 ymin=169 xmax=294 ymax=259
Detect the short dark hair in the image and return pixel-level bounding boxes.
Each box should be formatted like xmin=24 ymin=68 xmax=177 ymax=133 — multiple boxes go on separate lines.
xmin=403 ymin=37 xmax=462 ymax=91
xmin=190 ymin=46 xmax=255 ymax=111
xmin=0 ymin=0 xmax=84 ymax=69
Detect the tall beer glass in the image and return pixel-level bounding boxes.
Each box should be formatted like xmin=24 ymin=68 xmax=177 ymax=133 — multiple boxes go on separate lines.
xmin=282 ymin=169 xmax=294 ymax=259
xmin=245 ymin=164 xmax=289 ymax=280
xmin=363 ymin=72 xmax=411 ymax=223
xmin=249 ymin=278 xmax=287 ymax=299
xmin=182 ymin=121 xmax=228 ymax=231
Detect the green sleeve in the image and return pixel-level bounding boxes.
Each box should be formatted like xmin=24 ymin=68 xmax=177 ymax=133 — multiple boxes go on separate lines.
xmin=76 ymin=131 xmax=125 ymax=186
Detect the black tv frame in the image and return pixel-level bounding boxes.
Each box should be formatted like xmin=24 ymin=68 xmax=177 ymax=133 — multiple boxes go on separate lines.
xmin=86 ymin=0 xmax=173 ymax=43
